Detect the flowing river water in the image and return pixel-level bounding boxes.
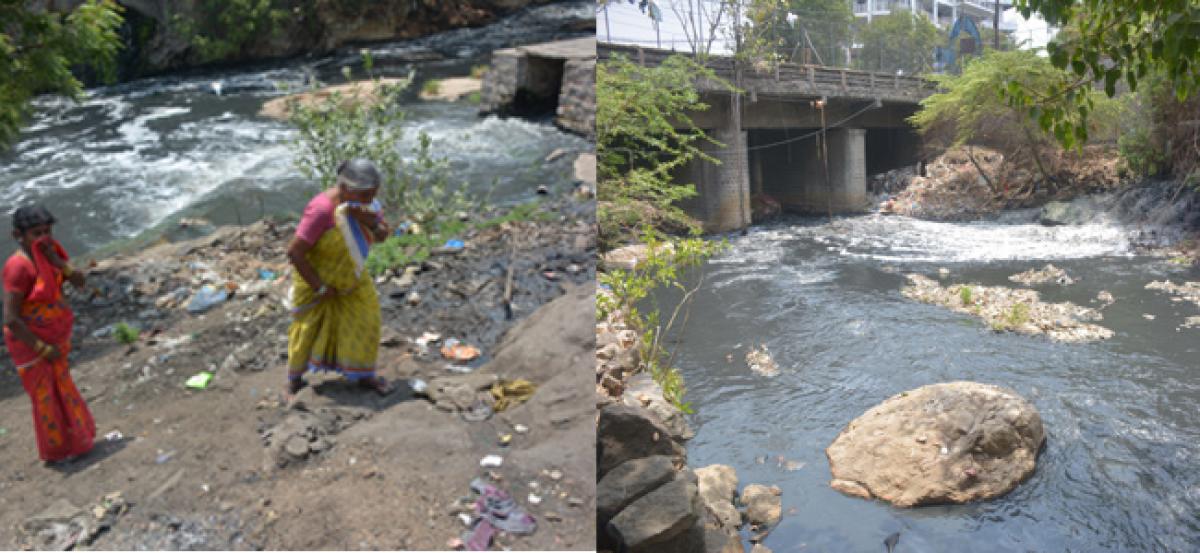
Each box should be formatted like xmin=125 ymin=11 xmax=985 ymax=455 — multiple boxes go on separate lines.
xmin=0 ymin=1 xmax=592 ymax=258
xmin=666 ymin=191 xmax=1200 ymax=552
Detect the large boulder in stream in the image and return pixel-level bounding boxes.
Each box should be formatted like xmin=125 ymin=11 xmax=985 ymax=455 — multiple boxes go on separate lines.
xmin=826 ymin=381 xmax=1045 ymax=507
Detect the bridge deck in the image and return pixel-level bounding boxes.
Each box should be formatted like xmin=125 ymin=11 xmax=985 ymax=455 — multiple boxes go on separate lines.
xmin=598 ymin=43 xmax=936 ymax=105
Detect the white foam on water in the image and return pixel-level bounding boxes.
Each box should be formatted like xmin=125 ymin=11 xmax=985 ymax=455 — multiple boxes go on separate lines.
xmin=811 ymin=215 xmax=1134 ymax=263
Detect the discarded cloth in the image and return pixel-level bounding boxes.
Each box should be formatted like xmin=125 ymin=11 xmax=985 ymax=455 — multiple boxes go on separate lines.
xmin=490 ymin=379 xmax=537 ymax=412
xmin=470 ymin=478 xmax=537 ymax=534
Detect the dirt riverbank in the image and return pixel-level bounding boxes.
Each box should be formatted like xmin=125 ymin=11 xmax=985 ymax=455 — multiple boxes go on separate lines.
xmin=0 ymin=198 xmax=596 ymax=550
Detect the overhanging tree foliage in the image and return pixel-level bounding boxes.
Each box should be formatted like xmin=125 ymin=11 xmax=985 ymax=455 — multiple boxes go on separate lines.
xmin=912 ymin=50 xmax=1122 ymax=184
xmin=0 ymin=0 xmax=124 ymax=149
xmin=1005 ymin=0 xmax=1200 ymax=150
xmin=597 ymin=53 xmax=731 ymax=249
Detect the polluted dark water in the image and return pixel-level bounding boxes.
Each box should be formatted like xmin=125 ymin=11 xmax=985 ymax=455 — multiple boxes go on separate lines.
xmin=665 ymin=203 xmax=1200 ymax=552
xmin=0 ymin=1 xmax=592 ymax=257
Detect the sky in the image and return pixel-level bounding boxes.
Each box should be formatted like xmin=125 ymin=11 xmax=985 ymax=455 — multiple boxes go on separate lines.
xmin=596 ymin=0 xmax=1057 ymax=56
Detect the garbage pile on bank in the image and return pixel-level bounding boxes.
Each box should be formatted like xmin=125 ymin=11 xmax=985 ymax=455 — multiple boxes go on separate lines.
xmin=877 ymin=146 xmax=1124 ymax=220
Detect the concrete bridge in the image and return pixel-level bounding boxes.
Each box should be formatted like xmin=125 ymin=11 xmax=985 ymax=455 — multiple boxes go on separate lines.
xmin=599 ymin=43 xmax=937 ymax=232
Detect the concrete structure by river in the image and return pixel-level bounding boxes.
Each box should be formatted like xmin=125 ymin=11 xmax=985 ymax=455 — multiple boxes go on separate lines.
xmin=599 ymin=43 xmax=936 ymax=233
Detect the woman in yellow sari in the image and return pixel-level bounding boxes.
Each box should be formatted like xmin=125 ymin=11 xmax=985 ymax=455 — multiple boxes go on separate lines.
xmin=286 ymin=158 xmax=392 ymax=397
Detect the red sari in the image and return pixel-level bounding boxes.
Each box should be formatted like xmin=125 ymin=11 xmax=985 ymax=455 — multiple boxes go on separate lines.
xmin=3 ymin=239 xmax=94 ymax=462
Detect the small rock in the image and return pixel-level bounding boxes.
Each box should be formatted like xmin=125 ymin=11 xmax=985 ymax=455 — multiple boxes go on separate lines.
xmin=284 ymin=436 xmax=309 ymax=459
xmin=740 ymin=484 xmax=782 ymax=528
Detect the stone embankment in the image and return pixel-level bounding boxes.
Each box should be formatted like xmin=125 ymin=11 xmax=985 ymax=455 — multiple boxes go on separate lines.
xmin=595 ymin=285 xmax=782 ymax=553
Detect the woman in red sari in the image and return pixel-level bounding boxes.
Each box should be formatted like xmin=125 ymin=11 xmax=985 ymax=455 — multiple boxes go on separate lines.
xmin=3 ymin=206 xmax=94 ymax=464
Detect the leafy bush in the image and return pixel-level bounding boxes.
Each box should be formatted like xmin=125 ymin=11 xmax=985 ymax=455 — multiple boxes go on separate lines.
xmin=170 ymin=0 xmax=289 ymax=63
xmin=597 ymin=54 xmax=732 ymax=250
xmin=113 ymin=322 xmax=140 ymax=345
xmin=598 ymin=230 xmax=727 ymax=412
xmin=287 ymin=58 xmax=475 ymax=275
xmin=470 ymin=65 xmax=489 ymax=79
xmin=0 ymin=0 xmax=123 ymax=150
xmin=959 ymin=286 xmax=973 ymax=306
xmin=421 ymin=79 xmax=441 ymax=96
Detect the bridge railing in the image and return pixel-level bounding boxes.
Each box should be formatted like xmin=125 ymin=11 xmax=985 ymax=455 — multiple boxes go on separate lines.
xmin=598 ymin=42 xmax=938 ymax=102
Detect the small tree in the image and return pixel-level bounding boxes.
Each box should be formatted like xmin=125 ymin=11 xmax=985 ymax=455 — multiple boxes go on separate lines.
xmin=286 ymin=58 xmax=475 ymax=274
xmin=597 ymin=53 xmax=732 ymax=249
xmin=910 ymin=50 xmax=1122 ymax=185
xmin=0 ymin=0 xmax=124 ymax=150
xmin=853 ymin=12 xmax=942 ymax=75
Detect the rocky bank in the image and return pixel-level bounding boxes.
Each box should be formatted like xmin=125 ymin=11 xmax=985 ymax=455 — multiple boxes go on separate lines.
xmin=595 ymin=288 xmax=782 ymax=553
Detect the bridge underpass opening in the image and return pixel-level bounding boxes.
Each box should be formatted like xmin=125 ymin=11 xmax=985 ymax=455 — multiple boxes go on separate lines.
xmin=748 ymin=128 xmax=868 ymax=215
xmin=865 ymin=127 xmax=923 ymax=182
xmin=509 ymin=55 xmax=565 ymax=118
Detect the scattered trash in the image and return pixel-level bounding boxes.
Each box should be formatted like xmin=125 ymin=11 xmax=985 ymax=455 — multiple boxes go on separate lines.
xmin=409 ymin=378 xmax=429 ymax=395
xmin=436 ymin=239 xmax=466 ymax=254
xmin=546 ymin=469 xmax=563 ymax=481
xmin=1143 ymin=313 xmax=1156 ymax=320
xmin=186 ymin=285 xmax=228 ymax=313
xmin=490 ymin=379 xmax=537 ymax=412
xmin=527 ymin=493 xmax=542 ymax=505
xmin=498 ymin=434 xmax=512 ymax=446
xmin=155 ymin=451 xmax=175 ymax=464
xmin=104 ymin=430 xmax=122 ymax=442
xmin=257 ymin=268 xmax=277 ymax=280
xmin=462 ymin=399 xmax=494 ymax=422
xmin=1010 ymin=264 xmax=1075 ymax=286
xmin=746 ymin=345 xmax=780 ymax=377
xmin=480 ymin=455 xmax=504 ymax=468
xmin=469 ymin=478 xmax=537 ymax=534
xmin=458 ymin=513 xmax=473 ymax=526
xmin=441 ymin=338 xmax=481 ymax=363
xmin=185 ymin=371 xmax=214 ymax=389
xmin=535 ymin=185 xmax=549 ymax=195
xmin=513 ymin=424 xmax=529 ymax=434
xmin=542 ymin=270 xmax=561 ymax=281
xmin=445 ymin=364 xmax=475 ymax=374
xmin=415 ymin=332 xmax=441 ymax=347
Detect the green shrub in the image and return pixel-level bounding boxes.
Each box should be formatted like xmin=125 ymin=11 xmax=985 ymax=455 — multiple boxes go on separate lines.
xmin=959 ymin=286 xmax=973 ymax=306
xmin=113 ymin=322 xmax=139 ymax=345
xmin=421 ymin=79 xmax=441 ymax=96
xmin=287 ymin=58 xmax=475 ymax=276
xmin=470 ymin=65 xmax=489 ymax=79
xmin=598 ymin=230 xmax=727 ymax=412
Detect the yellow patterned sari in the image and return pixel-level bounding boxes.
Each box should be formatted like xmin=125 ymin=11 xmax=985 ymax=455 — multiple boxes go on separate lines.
xmin=286 ymin=223 xmax=380 ymax=382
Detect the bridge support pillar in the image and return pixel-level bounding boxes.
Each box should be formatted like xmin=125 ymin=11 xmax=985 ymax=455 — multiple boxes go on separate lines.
xmin=682 ymin=122 xmax=751 ymax=233
xmin=824 ymin=128 xmax=868 ymax=212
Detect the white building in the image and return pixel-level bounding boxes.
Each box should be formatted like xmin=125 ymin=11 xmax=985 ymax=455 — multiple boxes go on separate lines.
xmin=852 ymin=0 xmax=1018 ymax=31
